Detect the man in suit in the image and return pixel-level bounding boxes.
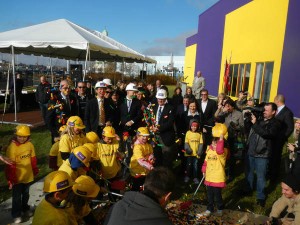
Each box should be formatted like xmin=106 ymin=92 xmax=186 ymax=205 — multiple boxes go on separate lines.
xmin=120 ymin=83 xmax=143 ymax=137
xmin=152 ymin=89 xmax=176 ymax=168
xmin=84 ymin=81 xmax=112 ymax=138
xmin=270 ymin=94 xmax=294 ymax=182
xmin=46 ymin=79 xmax=78 ymax=143
xmin=75 ymin=81 xmax=93 ymax=120
xmin=197 ymin=89 xmax=217 ymax=147
xmin=192 ymin=71 xmax=205 ymax=99
xmin=119 ymin=83 xmax=143 ymax=165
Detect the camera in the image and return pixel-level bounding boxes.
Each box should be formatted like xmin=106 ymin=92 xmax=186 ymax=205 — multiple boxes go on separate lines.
xmin=244 ymin=103 xmax=265 ymax=122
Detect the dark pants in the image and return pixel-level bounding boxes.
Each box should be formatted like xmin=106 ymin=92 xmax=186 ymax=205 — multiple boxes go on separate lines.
xmin=206 ymin=186 xmax=224 ymax=212
xmin=39 ymin=103 xmax=48 ymax=124
xmin=12 ymin=183 xmax=31 ymax=218
xmin=269 ymin=138 xmax=285 ymax=182
xmin=9 ymin=93 xmax=22 ymax=112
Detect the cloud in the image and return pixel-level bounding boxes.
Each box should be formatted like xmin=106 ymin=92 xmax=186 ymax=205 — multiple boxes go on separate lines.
xmin=141 ymin=30 xmax=196 ymax=56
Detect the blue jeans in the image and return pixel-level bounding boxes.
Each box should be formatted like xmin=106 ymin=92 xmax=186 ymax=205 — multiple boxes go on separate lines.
xmin=207 ymin=186 xmax=224 ymax=212
xmin=246 ymin=155 xmax=268 ymax=200
xmin=185 ymin=156 xmax=199 ymax=178
xmin=12 ymin=183 xmax=31 ymax=218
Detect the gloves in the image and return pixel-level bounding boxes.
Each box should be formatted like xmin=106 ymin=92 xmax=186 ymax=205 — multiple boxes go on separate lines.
xmin=184 ymin=143 xmax=193 ymax=155
xmin=197 ymin=144 xmax=203 ymax=157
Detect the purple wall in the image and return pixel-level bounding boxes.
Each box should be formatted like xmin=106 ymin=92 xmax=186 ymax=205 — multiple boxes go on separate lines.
xmin=279 ymin=0 xmax=300 ymax=117
xmin=186 ymin=0 xmax=251 ymax=96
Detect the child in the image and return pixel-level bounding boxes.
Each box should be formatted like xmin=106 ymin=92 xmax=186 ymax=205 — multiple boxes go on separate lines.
xmin=96 ymin=126 xmax=123 ymax=191
xmin=129 ymin=127 xmax=155 ymax=191
xmin=49 ymin=125 xmax=66 ymax=170
xmin=65 ymin=175 xmax=100 ymax=225
xmin=32 ymin=171 xmax=73 ymax=225
xmin=184 ymin=120 xmax=203 ymax=184
xmin=200 ymin=123 xmax=228 ymax=217
xmin=59 ymin=116 xmax=87 ymax=160
xmin=59 ymin=145 xmax=92 ymax=181
xmin=5 ymin=125 xmax=39 ymax=224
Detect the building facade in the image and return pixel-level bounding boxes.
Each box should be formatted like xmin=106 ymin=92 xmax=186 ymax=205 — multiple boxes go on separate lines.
xmin=185 ymin=0 xmax=300 ymax=116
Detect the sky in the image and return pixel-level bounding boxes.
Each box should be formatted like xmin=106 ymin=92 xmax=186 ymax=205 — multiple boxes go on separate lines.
xmin=0 ymin=0 xmax=219 ymax=57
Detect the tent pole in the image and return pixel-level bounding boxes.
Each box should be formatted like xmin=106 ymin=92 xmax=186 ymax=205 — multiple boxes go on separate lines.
xmin=1 ymin=63 xmax=11 ymax=124
xmin=50 ymin=57 xmax=54 ymax=86
xmin=11 ymin=46 xmax=17 ymax=122
xmin=83 ymin=45 xmax=89 ymax=81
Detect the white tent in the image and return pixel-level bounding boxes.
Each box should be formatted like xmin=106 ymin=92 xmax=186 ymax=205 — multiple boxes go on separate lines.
xmin=0 ymin=18 xmax=156 ymax=63
xmin=0 ymin=19 xmax=156 ymax=121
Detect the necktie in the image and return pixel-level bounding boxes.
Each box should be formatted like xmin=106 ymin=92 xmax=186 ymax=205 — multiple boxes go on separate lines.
xmin=127 ymin=99 xmax=132 ymax=112
xmin=158 ymin=106 xmax=162 ymax=122
xmin=99 ymin=99 xmax=105 ymax=125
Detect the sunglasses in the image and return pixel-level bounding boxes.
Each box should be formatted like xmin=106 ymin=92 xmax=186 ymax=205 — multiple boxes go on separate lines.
xmin=78 ymin=86 xmax=86 ymax=89
xmin=106 ymin=91 xmax=112 ymax=94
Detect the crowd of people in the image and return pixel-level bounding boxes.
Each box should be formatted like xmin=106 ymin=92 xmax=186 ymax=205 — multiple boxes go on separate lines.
xmin=2 ymin=70 xmax=300 ymax=224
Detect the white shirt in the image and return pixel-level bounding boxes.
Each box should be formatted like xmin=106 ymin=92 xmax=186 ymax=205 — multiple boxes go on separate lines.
xmin=201 ymin=100 xmax=208 ymax=113
xmin=276 ymin=105 xmax=285 ymax=115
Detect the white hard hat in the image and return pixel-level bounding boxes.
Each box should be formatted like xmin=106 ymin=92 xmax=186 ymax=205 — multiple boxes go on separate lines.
xmin=95 ymin=81 xmax=106 ymax=89
xmin=102 ymin=78 xmax=112 ymax=86
xmin=126 ymin=83 xmax=138 ymax=91
xmin=156 ymin=89 xmax=167 ymax=99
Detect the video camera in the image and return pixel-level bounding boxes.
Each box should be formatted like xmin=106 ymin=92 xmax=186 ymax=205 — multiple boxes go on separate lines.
xmin=244 ymin=103 xmax=265 ymax=122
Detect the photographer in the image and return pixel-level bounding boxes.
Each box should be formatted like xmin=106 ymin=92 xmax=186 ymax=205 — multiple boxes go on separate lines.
xmin=244 ymin=102 xmax=281 ymax=207
xmin=267 ymin=174 xmax=300 ymax=225
xmin=286 ymin=120 xmax=300 ymax=178
xmin=235 ymin=91 xmax=248 ymax=111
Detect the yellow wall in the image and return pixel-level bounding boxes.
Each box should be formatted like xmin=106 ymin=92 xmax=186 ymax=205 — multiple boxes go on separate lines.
xmin=219 ymin=0 xmax=289 ymax=101
xmin=184 ymin=44 xmax=197 ymax=86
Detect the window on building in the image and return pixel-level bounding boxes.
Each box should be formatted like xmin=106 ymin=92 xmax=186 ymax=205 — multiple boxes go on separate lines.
xmin=253 ymin=62 xmax=274 ymax=102
xmin=228 ymin=63 xmax=251 ymax=97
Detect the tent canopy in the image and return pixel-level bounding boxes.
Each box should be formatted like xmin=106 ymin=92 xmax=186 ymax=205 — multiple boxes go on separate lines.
xmin=0 ymin=19 xmax=156 ymax=63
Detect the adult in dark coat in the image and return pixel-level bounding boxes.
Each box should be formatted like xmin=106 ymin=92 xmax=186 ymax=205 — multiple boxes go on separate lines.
xmin=35 ymin=75 xmax=51 ymax=124
xmin=152 ymin=89 xmax=176 ymax=168
xmin=197 ymin=89 xmax=217 ymax=146
xmin=46 ymin=80 xmax=78 ymax=143
xmin=84 ymin=81 xmax=112 ymax=138
xmin=270 ymin=94 xmax=294 ymax=182
xmin=119 ymin=83 xmax=143 ymax=137
xmin=171 ymin=87 xmax=183 ymax=109
xmin=75 ymin=81 xmax=93 ymax=120
xmin=104 ymin=167 xmax=175 ymax=225
xmin=108 ymin=90 xmax=122 ymax=136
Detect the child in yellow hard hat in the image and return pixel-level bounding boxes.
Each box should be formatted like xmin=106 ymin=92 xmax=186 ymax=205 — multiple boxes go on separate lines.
xmin=199 ymin=123 xmax=229 ymax=218
xmin=59 ymin=116 xmax=87 ymax=161
xmin=5 ymin=125 xmax=39 ymax=223
xmin=49 ymin=125 xmax=66 ymax=170
xmin=32 ymin=171 xmax=73 ymax=225
xmin=65 ymin=175 xmax=100 ymax=224
xmin=130 ymin=127 xmax=155 ymax=191
xmin=59 ymin=145 xmax=92 ymax=181
xmin=96 ymin=126 xmax=124 ymax=194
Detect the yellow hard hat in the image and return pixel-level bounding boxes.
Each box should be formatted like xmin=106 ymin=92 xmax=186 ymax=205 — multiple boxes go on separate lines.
xmin=72 ymin=175 xmax=100 ymax=198
xmin=102 ymin=126 xmax=115 ymax=138
xmin=83 ymin=143 xmax=97 ymax=159
xmin=212 ymin=123 xmax=228 ymax=140
xmin=15 ymin=125 xmax=30 ymax=136
xmin=137 ymin=127 xmax=150 ymax=136
xmin=59 ymin=125 xmax=67 ymax=133
xmin=43 ymin=171 xmax=73 ymax=193
xmin=86 ymin=132 xmax=100 ymax=143
xmin=67 ymin=116 xmax=85 ymax=129
xmin=73 ymin=146 xmax=91 ymax=167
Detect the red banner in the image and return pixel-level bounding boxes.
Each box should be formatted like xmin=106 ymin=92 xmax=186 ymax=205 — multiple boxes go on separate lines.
xmin=224 ymin=60 xmax=231 ymax=92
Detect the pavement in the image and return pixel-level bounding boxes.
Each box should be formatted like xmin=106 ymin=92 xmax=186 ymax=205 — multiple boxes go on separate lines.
xmin=0 ymin=109 xmax=44 ymax=127
xmin=0 ymin=178 xmax=45 ymax=225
